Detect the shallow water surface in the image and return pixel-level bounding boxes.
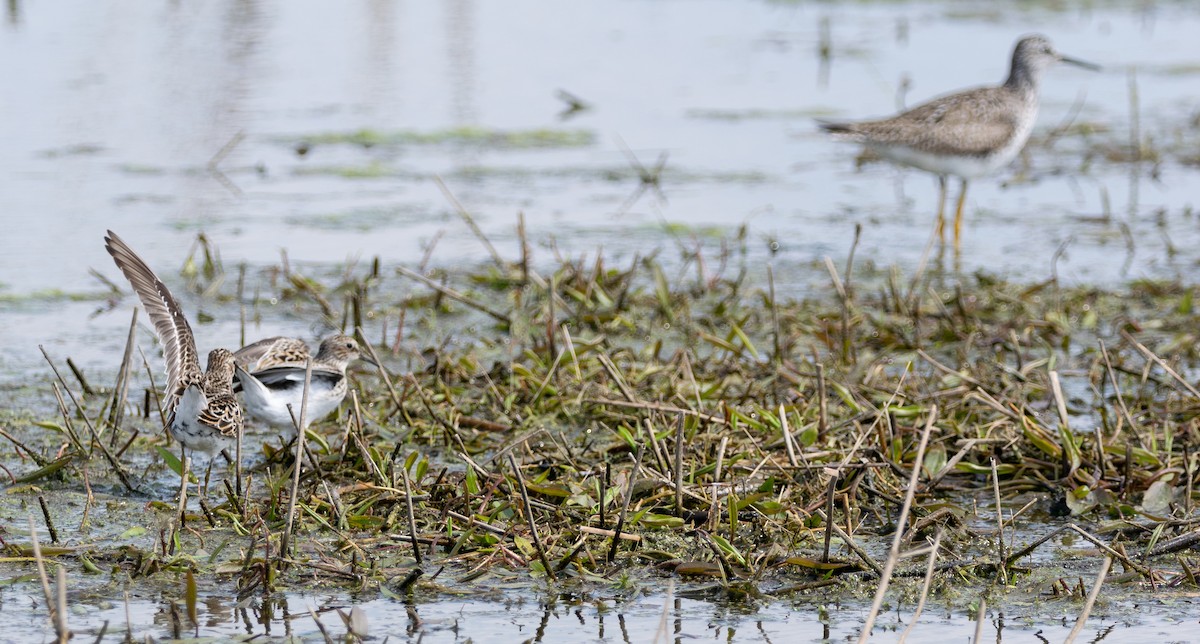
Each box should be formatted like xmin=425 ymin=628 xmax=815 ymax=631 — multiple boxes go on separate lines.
xmin=2 ymin=0 xmax=1200 ymax=641
xmin=0 ymin=582 xmax=1189 ymax=643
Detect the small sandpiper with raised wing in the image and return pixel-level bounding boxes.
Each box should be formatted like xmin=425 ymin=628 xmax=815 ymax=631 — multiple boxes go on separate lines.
xmin=104 ymin=230 xmax=243 ymax=456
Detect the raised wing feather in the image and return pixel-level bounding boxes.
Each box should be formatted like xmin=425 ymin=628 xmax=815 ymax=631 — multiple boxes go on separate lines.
xmin=104 ymin=230 xmax=200 ymax=413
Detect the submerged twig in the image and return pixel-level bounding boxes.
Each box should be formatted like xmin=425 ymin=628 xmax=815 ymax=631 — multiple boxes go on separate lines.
xmin=1064 ymin=557 xmax=1112 ymax=644
xmin=857 ymin=405 xmax=937 ymax=644
xmin=280 ymin=357 xmax=314 ymax=565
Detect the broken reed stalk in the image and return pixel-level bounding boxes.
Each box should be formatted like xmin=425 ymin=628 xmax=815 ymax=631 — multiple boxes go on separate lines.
xmin=433 ymin=175 xmax=505 ymax=269
xmin=837 ymin=224 xmax=862 ymax=363
xmin=816 ymin=363 xmax=828 ymax=443
xmin=235 ymin=417 xmax=243 ymax=504
xmin=768 ymin=264 xmax=781 ymax=363
xmin=822 ymin=472 xmax=838 ymax=563
xmin=49 ymin=383 xmax=85 ymax=454
xmin=814 ymin=508 xmax=882 ymax=576
xmin=518 ymin=211 xmax=530 ymax=284
xmin=65 ymin=357 xmax=93 ymax=396
xmin=673 ymin=415 xmax=684 ymax=516
xmin=644 ymin=417 xmax=670 ymax=482
xmin=547 ymin=272 xmax=558 ymax=361
xmin=1048 ymin=370 xmax=1077 ymax=477
xmin=137 ymin=347 xmax=166 ymax=429
xmin=990 ymin=457 xmax=1007 ymax=584
xmin=971 ymin=596 xmax=987 ymax=644
xmin=823 ymin=257 xmax=851 ymax=364
xmin=1063 ymin=556 xmax=1113 ymax=644
xmin=1065 ymin=524 xmax=1152 ymax=578
xmin=107 ymin=308 xmax=139 ymax=431
xmin=856 ymin=405 xmax=937 ymax=644
xmin=354 ymin=327 xmax=406 ymax=414
xmin=396 ymin=266 xmax=510 ymax=324
xmin=399 ymin=464 xmax=422 ymax=566
xmin=447 ymin=510 xmax=507 ymax=536
xmin=280 ymin=357 xmax=314 ymax=566
xmin=1128 ymin=68 xmax=1141 ymax=162
xmin=37 ymin=495 xmax=59 ymax=544
xmin=779 ymin=404 xmax=799 ymax=468
xmin=39 ymin=345 xmax=139 ymax=493
xmin=237 ymin=263 xmax=246 ymax=347
xmin=1187 ymin=445 xmax=1195 ymax=516
xmin=1099 ymin=339 xmax=1142 ymax=448
xmin=30 ymin=517 xmax=68 ymax=643
xmin=507 ymin=453 xmax=555 ymax=581
xmin=597 ymin=354 xmax=636 ymax=403
xmin=599 ymin=462 xmax=610 ymax=530
xmin=654 ymin=578 xmax=674 ymax=644
xmin=897 ymin=528 xmax=944 ymax=644
xmin=307 ymin=605 xmax=335 ymax=644
xmin=54 ymin=566 xmax=68 ymax=644
xmin=1122 ymin=330 xmax=1200 ymax=399
xmin=709 ymin=437 xmax=726 ymax=533
xmin=608 ymin=443 xmax=645 ymax=564
xmin=713 ymin=436 xmax=727 ymax=484
xmin=172 ymin=449 xmax=190 ymax=554
xmin=579 ymin=526 xmax=641 ymax=542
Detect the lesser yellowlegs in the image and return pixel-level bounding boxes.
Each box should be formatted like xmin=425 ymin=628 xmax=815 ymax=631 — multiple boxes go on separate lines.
xmin=233 ymin=334 xmax=374 ymax=431
xmin=819 ymin=34 xmax=1099 ymax=244
xmin=103 ymin=231 xmax=243 ymax=454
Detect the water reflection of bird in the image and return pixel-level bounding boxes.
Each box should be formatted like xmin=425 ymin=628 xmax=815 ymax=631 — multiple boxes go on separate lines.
xmin=104 ymin=230 xmax=243 ymax=455
xmin=233 ymin=334 xmax=374 ymax=432
xmin=819 ymin=34 xmax=1099 ymax=246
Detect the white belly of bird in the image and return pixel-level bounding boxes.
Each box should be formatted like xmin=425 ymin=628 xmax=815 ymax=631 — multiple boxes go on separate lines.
xmin=240 ymin=379 xmax=343 ymax=431
xmin=170 ymin=385 xmax=229 ymax=453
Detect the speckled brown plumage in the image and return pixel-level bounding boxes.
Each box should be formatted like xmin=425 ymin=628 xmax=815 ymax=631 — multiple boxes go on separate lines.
xmin=821 ymin=85 xmax=1026 ymax=160
xmin=104 ymin=230 xmax=243 ymax=453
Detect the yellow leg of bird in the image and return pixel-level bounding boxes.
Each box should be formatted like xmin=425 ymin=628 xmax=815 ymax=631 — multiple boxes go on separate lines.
xmin=953 ymin=179 xmax=969 ymax=248
xmin=934 ymin=175 xmax=948 ymax=241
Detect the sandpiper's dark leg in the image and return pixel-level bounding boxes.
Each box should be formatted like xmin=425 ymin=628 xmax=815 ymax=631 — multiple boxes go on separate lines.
xmin=934 ymin=175 xmax=948 ymax=241
xmin=953 ymin=178 xmax=970 ymax=246
xmin=202 ymin=459 xmax=214 ymax=499
xmin=235 ymin=425 xmax=243 ymax=504
xmin=177 ymin=445 xmax=190 ymax=531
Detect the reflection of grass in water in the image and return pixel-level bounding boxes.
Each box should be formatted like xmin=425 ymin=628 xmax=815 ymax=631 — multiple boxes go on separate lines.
xmin=285 ymin=205 xmax=436 ymax=231
xmin=657 ymin=221 xmax=735 ymax=239
xmin=116 ymin=164 xmax=167 ymax=175
xmin=1153 ymin=63 xmax=1200 ymax=76
xmin=292 ymin=161 xmax=414 ymax=179
xmin=452 ymin=164 xmax=772 ymax=184
xmin=288 ymin=126 xmax=595 ymax=150
xmin=0 ymin=288 xmax=108 ymax=303
xmin=36 ymin=143 xmax=104 ymax=158
xmin=291 ymin=162 xmax=772 ymax=185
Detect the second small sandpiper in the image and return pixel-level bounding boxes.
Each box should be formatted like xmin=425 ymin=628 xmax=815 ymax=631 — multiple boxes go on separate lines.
xmin=233 ymin=334 xmax=374 ymax=432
